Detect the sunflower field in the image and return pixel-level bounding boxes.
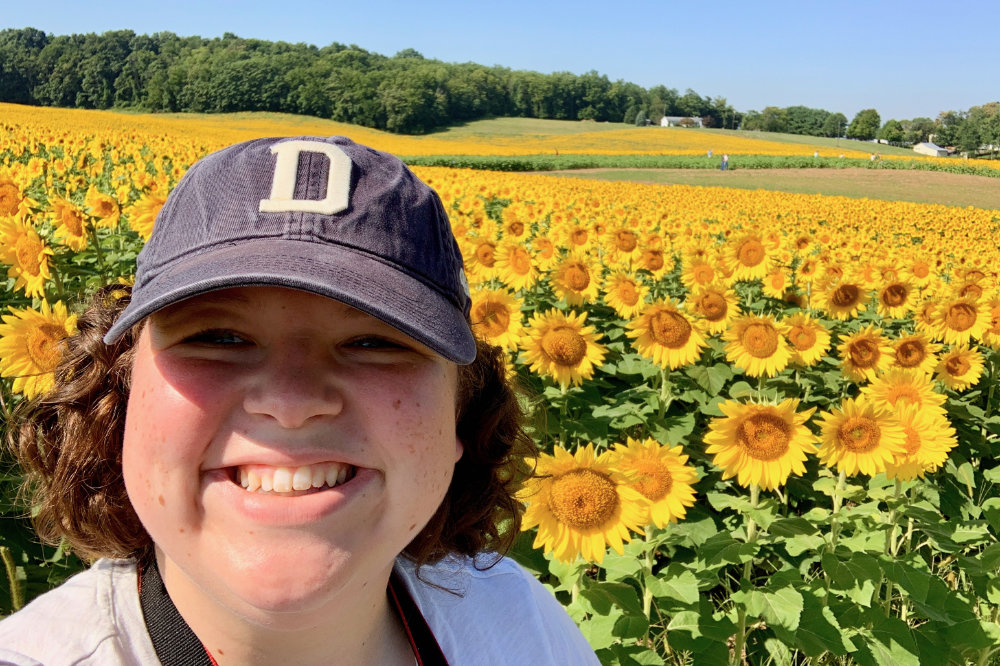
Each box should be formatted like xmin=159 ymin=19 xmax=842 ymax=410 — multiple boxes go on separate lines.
xmin=2 ymin=104 xmax=1000 ymax=666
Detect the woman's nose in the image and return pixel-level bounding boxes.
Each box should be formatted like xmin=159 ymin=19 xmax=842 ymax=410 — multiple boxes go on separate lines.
xmin=241 ymin=343 xmax=344 ymax=428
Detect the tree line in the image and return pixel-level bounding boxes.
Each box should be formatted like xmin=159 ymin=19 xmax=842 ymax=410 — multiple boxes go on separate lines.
xmin=1 ymin=27 xmax=997 ymax=147
xmin=0 ymin=27 xmax=739 ymax=134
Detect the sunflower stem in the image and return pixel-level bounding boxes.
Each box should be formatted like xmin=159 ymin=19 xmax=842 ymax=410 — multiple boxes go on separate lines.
xmin=882 ymin=479 xmax=902 ymax=614
xmin=732 ymin=484 xmax=760 ymax=666
xmin=86 ymin=222 xmax=108 ymax=286
xmin=0 ymin=546 xmax=23 ymax=612
xmin=830 ymin=469 xmax=847 ymax=549
xmin=657 ymin=369 xmax=673 ymax=420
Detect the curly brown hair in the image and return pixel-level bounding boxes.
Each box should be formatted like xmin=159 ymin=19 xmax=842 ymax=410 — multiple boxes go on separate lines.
xmin=10 ymin=285 xmax=536 ymax=567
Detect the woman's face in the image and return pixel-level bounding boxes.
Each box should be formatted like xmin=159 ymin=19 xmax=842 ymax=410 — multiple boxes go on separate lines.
xmin=122 ymin=286 xmax=462 ymax=625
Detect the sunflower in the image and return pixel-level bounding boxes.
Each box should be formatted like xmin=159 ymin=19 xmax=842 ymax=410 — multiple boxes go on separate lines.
xmin=681 ymin=259 xmax=719 ymax=291
xmin=981 ymin=296 xmax=1000 ymax=350
xmin=469 ymin=288 xmax=523 ymax=351
xmin=494 ymin=240 xmax=539 ymax=291
xmin=723 ymin=314 xmax=792 ymax=378
xmin=724 ymin=232 xmax=773 ymax=282
xmin=602 ymin=272 xmax=649 ymax=319
xmin=934 ymin=297 xmax=990 ymax=346
xmin=902 ymin=255 xmax=933 ymax=287
xmin=523 ymin=309 xmax=606 ymax=388
xmin=0 ymin=217 xmax=54 ymax=299
xmin=814 ymin=279 xmax=870 ymax=321
xmin=124 ymin=191 xmax=166 ymax=241
xmin=48 ymin=196 xmax=89 ymax=251
xmin=912 ymin=296 xmax=941 ymax=338
xmin=816 ymin=397 xmax=908 ymax=477
xmin=518 ymin=443 xmax=649 ymax=564
xmin=627 ymin=300 xmax=707 ymax=370
xmin=860 ymin=367 xmax=947 ymax=416
xmin=704 ymin=398 xmax=819 ymax=491
xmin=0 ymin=300 xmax=78 ymax=399
xmin=530 ymin=235 xmax=559 ymax=271
xmin=890 ymin=333 xmax=941 ymax=375
xmin=602 ymin=225 xmax=642 ymax=266
xmin=935 ymin=344 xmax=986 ymax=392
xmin=837 ymin=325 xmax=893 ymax=383
xmin=875 ymin=280 xmax=915 ymax=319
xmin=0 ymin=167 xmax=38 ymax=221
xmin=784 ymin=312 xmax=831 ymax=367
xmin=883 ymin=404 xmax=957 ymax=481
xmin=551 ymin=252 xmax=601 ymax=306
xmin=761 ymin=268 xmax=791 ymax=299
xmin=637 ymin=247 xmax=671 ymax=279
xmin=610 ymin=438 xmax=698 ymax=528
xmin=687 ymin=283 xmax=741 ymax=335
xmin=464 ymin=237 xmax=500 ymax=283
xmin=84 ymin=185 xmax=120 ymax=228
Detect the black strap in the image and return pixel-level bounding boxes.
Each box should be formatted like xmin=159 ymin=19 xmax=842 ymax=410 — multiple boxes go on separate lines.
xmin=139 ymin=562 xmax=217 ymax=666
xmin=389 ymin=569 xmax=449 ymax=666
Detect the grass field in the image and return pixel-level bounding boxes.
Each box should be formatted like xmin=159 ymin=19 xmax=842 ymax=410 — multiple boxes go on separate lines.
xmin=549 ymin=167 xmax=1000 ymax=210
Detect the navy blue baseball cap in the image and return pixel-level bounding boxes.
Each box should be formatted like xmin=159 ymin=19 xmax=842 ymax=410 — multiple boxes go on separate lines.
xmin=104 ymin=136 xmax=475 ymax=364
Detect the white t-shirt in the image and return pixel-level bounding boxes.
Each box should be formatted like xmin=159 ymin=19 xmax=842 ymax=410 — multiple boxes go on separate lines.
xmin=0 ymin=556 xmax=599 ymax=665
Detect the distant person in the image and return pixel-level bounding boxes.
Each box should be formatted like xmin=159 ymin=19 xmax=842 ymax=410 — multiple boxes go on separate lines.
xmin=720 ymin=153 xmax=729 ymax=170
xmin=707 ymin=150 xmax=713 ymax=158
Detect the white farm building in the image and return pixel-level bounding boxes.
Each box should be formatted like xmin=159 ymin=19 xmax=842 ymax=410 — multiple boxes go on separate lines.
xmin=913 ymin=142 xmax=948 ymax=157
xmin=660 ymin=116 xmax=703 ymax=128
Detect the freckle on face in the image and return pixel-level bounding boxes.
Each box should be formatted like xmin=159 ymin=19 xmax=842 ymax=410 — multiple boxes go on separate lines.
xmin=158 ymin=495 xmax=165 ymax=506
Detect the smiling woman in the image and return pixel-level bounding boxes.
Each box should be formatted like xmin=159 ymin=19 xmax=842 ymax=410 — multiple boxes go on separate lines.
xmin=0 ymin=136 xmax=599 ymax=665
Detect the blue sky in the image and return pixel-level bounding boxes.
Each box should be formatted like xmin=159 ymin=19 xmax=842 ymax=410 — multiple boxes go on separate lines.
xmin=5 ymin=0 xmax=996 ymax=122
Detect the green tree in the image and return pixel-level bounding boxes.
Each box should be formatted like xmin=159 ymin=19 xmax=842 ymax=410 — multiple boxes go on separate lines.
xmin=821 ymin=112 xmax=847 ymax=137
xmin=902 ymin=117 xmax=935 ymax=144
xmin=878 ymin=119 xmax=904 ymax=145
xmin=0 ymin=27 xmax=49 ymax=104
xmin=847 ymin=108 xmax=881 ymax=140
xmin=634 ymin=109 xmax=647 ymax=126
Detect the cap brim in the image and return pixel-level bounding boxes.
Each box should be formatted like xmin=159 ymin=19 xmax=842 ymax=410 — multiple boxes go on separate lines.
xmin=103 ymin=239 xmax=476 ymax=364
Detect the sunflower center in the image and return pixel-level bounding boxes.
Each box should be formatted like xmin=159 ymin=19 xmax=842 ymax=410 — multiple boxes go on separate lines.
xmin=625 ymin=459 xmax=673 ymax=501
xmin=795 ymin=236 xmax=810 ymax=250
xmin=475 ymin=242 xmax=496 ymax=267
xmin=789 ymin=325 xmax=817 ymax=351
xmin=959 ymin=283 xmax=983 ymax=299
xmin=736 ymin=239 xmax=765 ymax=267
xmin=742 ymin=323 xmax=780 ymax=357
xmin=831 ymin=284 xmax=861 ymax=308
xmin=692 ymin=264 xmax=714 ymax=285
xmin=570 ymin=229 xmax=589 ymax=246
xmin=535 ymin=239 xmax=554 ymax=260
xmin=547 ymin=469 xmax=619 ymax=529
xmin=509 ymin=247 xmax=532 ymax=275
xmin=945 ymin=355 xmax=971 ymax=377
xmin=912 ymin=262 xmax=930 ymax=278
xmin=473 ymin=301 xmax=511 ymax=337
xmin=507 ymin=221 xmax=525 ymax=236
xmin=642 ymin=250 xmax=664 ymax=271
xmin=885 ymin=385 xmax=921 ymax=407
xmin=564 ymin=263 xmax=590 ymax=291
xmin=737 ymin=412 xmax=791 ymax=461
xmin=14 ymin=234 xmax=43 ymax=274
xmin=848 ymin=339 xmax=880 ymax=368
xmin=768 ymin=273 xmax=786 ymax=290
xmin=881 ymin=283 xmax=908 ymax=307
xmin=615 ymin=281 xmax=640 ymax=306
xmin=61 ymin=208 xmax=85 ymax=236
xmin=895 ymin=340 xmax=926 ymax=368
xmin=902 ymin=426 xmax=921 ymax=456
xmin=541 ymin=326 xmax=588 ymax=367
xmin=945 ymin=303 xmax=976 ymax=331
xmin=838 ymin=416 xmax=881 ymax=453
xmin=649 ymin=310 xmax=692 ymax=348
xmin=0 ymin=180 xmax=20 ymax=216
xmin=697 ymin=291 xmax=727 ymax=321
xmin=26 ymin=323 xmax=68 ymax=371
xmin=615 ymin=230 xmax=638 ymax=252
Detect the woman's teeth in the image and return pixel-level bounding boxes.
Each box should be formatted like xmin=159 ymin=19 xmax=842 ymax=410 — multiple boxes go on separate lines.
xmin=237 ymin=463 xmax=352 ymax=494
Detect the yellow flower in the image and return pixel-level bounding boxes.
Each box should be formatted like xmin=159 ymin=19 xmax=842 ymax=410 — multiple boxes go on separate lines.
xmin=687 ymin=283 xmax=741 ymax=335
xmin=884 ymin=404 xmax=956 ymax=481
xmin=681 ymin=258 xmax=719 ymax=291
xmin=723 ymin=314 xmax=792 ymax=378
xmin=469 ymin=288 xmax=523 ymax=351
xmin=816 ymin=397 xmax=907 ymax=476
xmin=84 ymin=185 xmax=120 ymax=228
xmin=0 ymin=300 xmax=78 ymax=399
xmin=982 ymin=296 xmax=1000 ymax=351
xmin=875 ymin=280 xmax=915 ymax=319
xmin=523 ymin=309 xmax=606 ymax=388
xmin=935 ymin=344 xmax=985 ymax=391
xmin=815 ymin=279 xmax=870 ymax=320
xmin=0 ymin=217 xmax=54 ymax=298
xmin=784 ymin=312 xmax=831 ymax=367
xmin=602 ymin=272 xmax=649 ymax=319
xmin=49 ymin=196 xmax=89 ymax=251
xmin=704 ymin=399 xmax=819 ymax=491
xmin=889 ymin=333 xmax=941 ymax=375
xmin=627 ymin=300 xmax=707 ymax=370
xmin=860 ymin=367 xmax=947 ymax=415
xmin=124 ymin=191 xmax=166 ymax=241
xmin=493 ymin=240 xmax=539 ymax=291
xmin=610 ymin=437 xmax=698 ymax=528
xmin=637 ymin=247 xmax=671 ymax=279
xmin=838 ymin=325 xmax=893 ymax=383
xmin=724 ymin=232 xmax=773 ymax=282
xmin=761 ymin=268 xmax=791 ymax=299
xmin=518 ymin=444 xmax=649 ymax=564
xmin=551 ymin=252 xmax=601 ymax=306
xmin=934 ymin=297 xmax=990 ymax=346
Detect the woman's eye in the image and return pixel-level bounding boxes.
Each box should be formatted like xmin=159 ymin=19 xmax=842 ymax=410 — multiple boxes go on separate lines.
xmin=346 ymin=336 xmax=405 ymax=351
xmin=183 ymin=329 xmax=250 ymax=346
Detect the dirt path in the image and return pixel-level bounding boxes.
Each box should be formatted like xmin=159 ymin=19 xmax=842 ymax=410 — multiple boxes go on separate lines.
xmin=545 ymin=168 xmax=1000 ymax=210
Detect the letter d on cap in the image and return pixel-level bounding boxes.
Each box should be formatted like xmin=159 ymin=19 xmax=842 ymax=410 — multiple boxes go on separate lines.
xmin=259 ymin=140 xmax=352 ymax=215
